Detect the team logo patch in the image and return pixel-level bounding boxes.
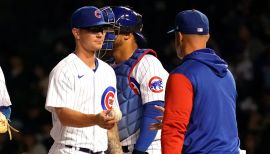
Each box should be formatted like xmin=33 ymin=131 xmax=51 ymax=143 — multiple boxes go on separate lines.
xmin=148 ymin=76 xmax=163 ymax=93
xmin=101 ymin=86 xmax=116 ymax=110
xmin=130 ymin=77 xmax=140 ymax=95
xmin=95 ymin=10 xmax=102 ymax=18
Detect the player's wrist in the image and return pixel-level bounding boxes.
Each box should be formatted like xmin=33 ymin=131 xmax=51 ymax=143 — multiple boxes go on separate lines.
xmin=87 ymin=113 xmax=99 ymax=126
xmin=93 ymin=113 xmax=99 ymax=126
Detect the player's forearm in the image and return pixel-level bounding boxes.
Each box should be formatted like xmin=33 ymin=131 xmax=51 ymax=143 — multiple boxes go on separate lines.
xmin=55 ymin=107 xmax=97 ymax=127
xmin=107 ymin=124 xmax=123 ymax=154
xmin=134 ymin=116 xmax=158 ymax=151
xmin=134 ymin=101 xmax=164 ymax=151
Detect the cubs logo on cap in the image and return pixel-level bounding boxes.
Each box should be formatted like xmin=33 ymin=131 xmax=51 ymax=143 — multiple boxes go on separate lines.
xmin=94 ymin=10 xmax=102 ymax=18
xmin=101 ymin=86 xmax=116 ymax=110
xmin=148 ymin=76 xmax=163 ymax=93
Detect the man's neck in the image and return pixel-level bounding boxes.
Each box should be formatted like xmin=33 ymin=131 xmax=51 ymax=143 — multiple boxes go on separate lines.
xmin=113 ymin=42 xmax=138 ymax=64
xmin=75 ymin=49 xmax=96 ymax=69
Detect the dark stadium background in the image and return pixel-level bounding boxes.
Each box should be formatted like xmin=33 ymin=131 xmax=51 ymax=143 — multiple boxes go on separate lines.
xmin=0 ymin=0 xmax=270 ymax=153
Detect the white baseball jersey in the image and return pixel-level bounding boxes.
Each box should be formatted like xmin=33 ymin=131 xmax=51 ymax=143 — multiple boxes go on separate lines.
xmin=0 ymin=66 xmax=12 ymax=106
xmin=45 ymin=53 xmax=119 ymax=153
xmin=131 ymin=54 xmax=169 ymax=105
xmin=121 ymin=54 xmax=169 ymax=154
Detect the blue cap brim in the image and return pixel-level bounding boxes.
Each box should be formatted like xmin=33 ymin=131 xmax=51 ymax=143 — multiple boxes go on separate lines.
xmin=134 ymin=32 xmax=146 ymax=43
xmin=91 ymin=21 xmax=112 ymax=27
xmin=135 ymin=32 xmax=145 ymax=39
xmin=78 ymin=21 xmax=112 ymax=29
xmin=167 ymin=29 xmax=176 ymax=34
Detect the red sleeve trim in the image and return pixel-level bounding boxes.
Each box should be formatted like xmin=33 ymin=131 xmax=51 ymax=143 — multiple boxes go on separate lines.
xmin=161 ymin=73 xmax=193 ymax=154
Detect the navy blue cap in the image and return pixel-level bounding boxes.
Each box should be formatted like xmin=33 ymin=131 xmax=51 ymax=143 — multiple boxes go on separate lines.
xmin=168 ymin=9 xmax=209 ymax=35
xmin=71 ymin=6 xmax=110 ymax=28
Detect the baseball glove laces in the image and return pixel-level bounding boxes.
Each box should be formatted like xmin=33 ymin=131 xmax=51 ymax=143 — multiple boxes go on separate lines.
xmin=0 ymin=112 xmax=19 ymax=140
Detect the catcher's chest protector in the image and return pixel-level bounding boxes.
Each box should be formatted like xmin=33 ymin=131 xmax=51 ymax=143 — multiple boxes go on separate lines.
xmin=113 ymin=49 xmax=153 ymax=141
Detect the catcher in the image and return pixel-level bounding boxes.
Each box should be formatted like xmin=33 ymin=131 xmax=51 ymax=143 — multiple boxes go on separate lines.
xmin=0 ymin=66 xmax=18 ymax=140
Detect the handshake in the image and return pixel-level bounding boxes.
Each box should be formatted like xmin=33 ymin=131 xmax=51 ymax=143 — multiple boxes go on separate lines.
xmin=107 ymin=108 xmax=122 ymax=122
xmin=96 ymin=108 xmax=122 ymax=130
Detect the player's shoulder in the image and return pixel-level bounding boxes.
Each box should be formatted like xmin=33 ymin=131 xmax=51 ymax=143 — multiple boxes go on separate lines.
xmin=97 ymin=58 xmax=115 ymax=74
xmin=50 ymin=53 xmax=77 ymax=77
xmin=139 ymin=53 xmax=165 ymax=70
xmin=142 ymin=54 xmax=159 ymax=62
xmin=133 ymin=52 xmax=168 ymax=78
xmin=138 ymin=48 xmax=159 ymax=63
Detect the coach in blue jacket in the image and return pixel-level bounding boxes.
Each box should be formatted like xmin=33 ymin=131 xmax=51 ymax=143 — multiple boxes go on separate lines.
xmin=161 ymin=9 xmax=241 ymax=154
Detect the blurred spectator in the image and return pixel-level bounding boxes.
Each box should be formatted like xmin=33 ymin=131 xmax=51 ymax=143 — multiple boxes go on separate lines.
xmin=21 ymin=132 xmax=47 ymax=154
xmin=5 ymin=55 xmax=30 ymax=119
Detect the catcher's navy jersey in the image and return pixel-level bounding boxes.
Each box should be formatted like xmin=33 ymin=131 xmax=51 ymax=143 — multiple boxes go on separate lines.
xmin=162 ymin=48 xmax=240 ymax=154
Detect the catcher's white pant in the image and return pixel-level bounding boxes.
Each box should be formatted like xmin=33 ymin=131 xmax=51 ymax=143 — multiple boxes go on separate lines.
xmin=124 ymin=139 xmax=161 ymax=154
xmin=48 ymin=143 xmax=106 ymax=154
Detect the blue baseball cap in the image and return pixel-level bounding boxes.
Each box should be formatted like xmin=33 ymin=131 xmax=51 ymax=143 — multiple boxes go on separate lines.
xmin=168 ymin=9 xmax=209 ymax=35
xmin=71 ymin=6 xmax=110 ymax=29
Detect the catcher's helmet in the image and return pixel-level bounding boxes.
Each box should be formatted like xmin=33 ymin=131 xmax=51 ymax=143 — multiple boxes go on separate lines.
xmin=100 ymin=6 xmax=145 ymax=51
xmin=111 ymin=6 xmax=143 ymax=33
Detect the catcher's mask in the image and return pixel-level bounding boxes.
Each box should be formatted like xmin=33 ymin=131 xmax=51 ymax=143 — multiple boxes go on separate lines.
xmin=100 ymin=6 xmax=145 ymax=52
xmin=99 ymin=6 xmax=118 ymax=53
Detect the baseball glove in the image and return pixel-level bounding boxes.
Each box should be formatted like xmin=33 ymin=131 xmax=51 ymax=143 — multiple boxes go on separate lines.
xmin=0 ymin=112 xmax=19 ymax=140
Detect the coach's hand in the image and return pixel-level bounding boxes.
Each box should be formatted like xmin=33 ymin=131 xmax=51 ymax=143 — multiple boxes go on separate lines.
xmin=148 ymin=105 xmax=164 ymax=131
xmin=96 ymin=110 xmax=117 ymax=130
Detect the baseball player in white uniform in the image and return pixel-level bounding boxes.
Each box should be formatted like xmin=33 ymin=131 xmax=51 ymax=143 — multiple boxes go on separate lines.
xmin=0 ymin=66 xmax=12 ymax=119
xmin=101 ymin=6 xmax=169 ymax=154
xmin=0 ymin=66 xmax=15 ymax=139
xmin=45 ymin=6 xmax=122 ymax=154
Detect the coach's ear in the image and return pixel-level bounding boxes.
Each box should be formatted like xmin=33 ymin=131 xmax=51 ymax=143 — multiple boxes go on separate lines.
xmin=72 ymin=28 xmax=80 ymax=40
xmin=176 ymin=32 xmax=183 ymax=42
xmin=175 ymin=32 xmax=181 ymax=47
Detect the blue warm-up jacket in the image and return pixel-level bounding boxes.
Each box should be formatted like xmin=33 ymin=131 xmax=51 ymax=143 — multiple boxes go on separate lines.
xmin=162 ymin=48 xmax=240 ymax=154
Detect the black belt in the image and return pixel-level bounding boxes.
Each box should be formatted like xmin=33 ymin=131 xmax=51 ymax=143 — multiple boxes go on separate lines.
xmin=122 ymin=145 xmax=130 ymax=153
xmin=122 ymin=146 xmax=149 ymax=154
xmin=65 ymin=145 xmax=103 ymax=154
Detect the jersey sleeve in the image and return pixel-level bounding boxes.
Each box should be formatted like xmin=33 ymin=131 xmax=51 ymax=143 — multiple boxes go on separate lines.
xmin=0 ymin=67 xmax=12 ymax=106
xmin=161 ymin=73 xmax=193 ymax=154
xmin=131 ymin=54 xmax=169 ymax=104
xmin=45 ymin=68 xmax=75 ymax=112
